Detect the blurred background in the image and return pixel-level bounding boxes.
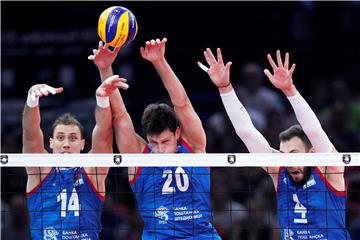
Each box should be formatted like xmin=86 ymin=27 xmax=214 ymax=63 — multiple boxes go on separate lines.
xmin=1 ymin=1 xmax=360 ymax=239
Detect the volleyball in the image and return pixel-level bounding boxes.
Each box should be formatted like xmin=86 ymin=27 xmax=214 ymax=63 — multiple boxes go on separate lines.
xmin=97 ymin=6 xmax=138 ymax=48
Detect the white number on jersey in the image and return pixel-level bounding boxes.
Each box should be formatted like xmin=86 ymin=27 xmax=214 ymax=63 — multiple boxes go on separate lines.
xmin=57 ymin=188 xmax=80 ymax=217
xmin=162 ymin=167 xmax=189 ymax=194
xmin=293 ymin=193 xmax=307 ymax=223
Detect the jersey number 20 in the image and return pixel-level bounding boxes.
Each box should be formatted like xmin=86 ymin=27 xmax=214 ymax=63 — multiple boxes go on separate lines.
xmin=162 ymin=167 xmax=189 ymax=194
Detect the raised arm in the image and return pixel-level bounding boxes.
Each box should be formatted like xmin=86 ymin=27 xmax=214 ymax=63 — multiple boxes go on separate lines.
xmin=198 ymin=48 xmax=278 ymax=177
xmin=198 ymin=48 xmax=273 ymax=154
xmin=23 ymin=84 xmax=63 ymax=154
xmin=23 ymin=84 xmax=63 ymax=189
xmin=88 ymin=41 xmax=146 ymax=153
xmin=140 ymin=38 xmax=206 ymax=152
xmin=264 ymin=51 xmax=344 ymax=189
xmin=264 ymin=51 xmax=335 ymax=153
xmin=89 ymin=76 xmax=121 ymax=154
xmin=89 ymin=42 xmax=145 ymax=181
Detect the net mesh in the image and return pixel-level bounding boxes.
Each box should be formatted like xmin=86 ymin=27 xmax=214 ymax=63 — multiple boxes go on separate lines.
xmin=1 ymin=154 xmax=359 ymax=240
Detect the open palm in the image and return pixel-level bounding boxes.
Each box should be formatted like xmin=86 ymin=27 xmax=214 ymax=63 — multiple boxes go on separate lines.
xmin=199 ymin=48 xmax=232 ymax=88
xmin=264 ymin=50 xmax=296 ymax=93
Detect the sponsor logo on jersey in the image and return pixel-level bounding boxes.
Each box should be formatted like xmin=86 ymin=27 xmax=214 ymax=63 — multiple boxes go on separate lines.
xmin=154 ymin=206 xmax=169 ymax=224
xmin=43 ymin=227 xmax=59 ymax=240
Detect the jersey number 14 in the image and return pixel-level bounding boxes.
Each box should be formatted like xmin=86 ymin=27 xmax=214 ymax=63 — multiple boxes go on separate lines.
xmin=57 ymin=188 xmax=80 ymax=217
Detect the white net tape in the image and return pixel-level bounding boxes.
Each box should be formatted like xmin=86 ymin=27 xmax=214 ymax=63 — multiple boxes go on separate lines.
xmin=0 ymin=153 xmax=359 ymax=167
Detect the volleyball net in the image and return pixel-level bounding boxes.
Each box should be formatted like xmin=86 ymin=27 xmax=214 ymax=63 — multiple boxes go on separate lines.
xmin=1 ymin=153 xmax=359 ymax=239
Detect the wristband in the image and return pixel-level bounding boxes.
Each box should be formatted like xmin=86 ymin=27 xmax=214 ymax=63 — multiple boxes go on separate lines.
xmin=96 ymin=95 xmax=110 ymax=108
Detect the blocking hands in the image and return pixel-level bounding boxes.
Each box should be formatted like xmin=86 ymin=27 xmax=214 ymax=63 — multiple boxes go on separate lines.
xmin=264 ymin=50 xmax=297 ymax=96
xmin=96 ymin=75 xmax=129 ymax=97
xmin=88 ymin=41 xmax=120 ymax=70
xmin=26 ymin=84 xmax=63 ymax=108
xmin=140 ymin=38 xmax=167 ymax=63
xmin=198 ymin=48 xmax=232 ymax=89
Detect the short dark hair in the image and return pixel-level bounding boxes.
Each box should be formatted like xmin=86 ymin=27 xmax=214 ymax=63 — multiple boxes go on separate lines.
xmin=51 ymin=113 xmax=84 ymax=139
xmin=279 ymin=124 xmax=312 ymax=150
xmin=141 ymin=103 xmax=179 ymax=136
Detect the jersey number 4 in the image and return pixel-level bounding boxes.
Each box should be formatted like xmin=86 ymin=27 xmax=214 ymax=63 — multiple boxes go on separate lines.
xmin=293 ymin=193 xmax=307 ymax=224
xmin=162 ymin=167 xmax=189 ymax=194
xmin=57 ymin=188 xmax=80 ymax=217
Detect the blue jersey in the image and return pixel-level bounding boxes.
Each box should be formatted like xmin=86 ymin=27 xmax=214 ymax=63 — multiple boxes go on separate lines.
xmin=277 ymin=167 xmax=351 ymax=240
xmin=27 ymin=167 xmax=104 ymax=240
xmin=130 ymin=139 xmax=221 ymax=239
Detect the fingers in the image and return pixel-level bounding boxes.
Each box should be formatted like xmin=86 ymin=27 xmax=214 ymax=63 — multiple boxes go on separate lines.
xmin=203 ymin=48 xmax=217 ymax=66
xmin=217 ymin=48 xmax=224 ymax=65
xmin=39 ymin=86 xmax=48 ymax=96
xmin=263 ymin=69 xmax=273 ymax=80
xmin=29 ymin=84 xmax=63 ymax=100
xmin=284 ymin=52 xmax=289 ymax=70
xmin=225 ymin=61 xmax=232 ymax=72
xmin=267 ymin=53 xmax=277 ymax=70
xmin=88 ymin=55 xmax=95 ymax=60
xmin=116 ymin=81 xmax=129 ymax=90
xmin=44 ymin=85 xmax=57 ymax=95
xmin=102 ymin=75 xmax=129 ymax=91
xmin=113 ymin=47 xmax=121 ymax=55
xmin=289 ymin=63 xmax=296 ymax=76
xmin=203 ymin=50 xmax=211 ymax=65
xmin=206 ymin=48 xmax=216 ymax=64
xmin=145 ymin=38 xmax=167 ymax=47
xmin=104 ymin=75 xmax=121 ymax=84
xmin=276 ymin=50 xmax=283 ymax=68
xmin=140 ymin=47 xmax=145 ymax=57
xmin=197 ymin=61 xmax=209 ymax=73
xmin=54 ymin=87 xmax=64 ymax=94
xmin=35 ymin=89 xmax=41 ymax=98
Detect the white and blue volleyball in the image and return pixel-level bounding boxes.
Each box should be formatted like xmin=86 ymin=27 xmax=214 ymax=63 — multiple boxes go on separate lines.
xmin=98 ymin=6 xmax=138 ymax=47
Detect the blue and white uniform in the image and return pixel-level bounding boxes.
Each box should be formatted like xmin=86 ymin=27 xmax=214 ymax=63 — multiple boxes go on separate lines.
xmin=130 ymin=139 xmax=221 ymax=239
xmin=27 ymin=167 xmax=104 ymax=240
xmin=277 ymin=167 xmax=351 ymax=240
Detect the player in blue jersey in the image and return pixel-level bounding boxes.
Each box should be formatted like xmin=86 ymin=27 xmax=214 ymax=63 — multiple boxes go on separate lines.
xmin=198 ymin=48 xmax=351 ymax=240
xmin=23 ymin=79 xmax=127 ymax=239
xmin=88 ymin=38 xmax=221 ymax=239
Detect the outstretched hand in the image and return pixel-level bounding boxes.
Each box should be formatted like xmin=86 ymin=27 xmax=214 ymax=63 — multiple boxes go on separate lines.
xmin=264 ymin=50 xmax=297 ymax=96
xmin=197 ymin=48 xmax=232 ymax=90
xmin=28 ymin=84 xmax=63 ymax=100
xmin=88 ymin=41 xmax=120 ymax=70
xmin=96 ymin=75 xmax=129 ymax=97
xmin=140 ymin=38 xmax=167 ymax=63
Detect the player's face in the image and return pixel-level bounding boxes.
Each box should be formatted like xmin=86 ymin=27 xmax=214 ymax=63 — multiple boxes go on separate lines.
xmin=280 ymin=136 xmax=311 ymax=183
xmin=50 ymin=124 xmax=85 ymax=154
xmin=147 ymin=128 xmax=180 ymax=154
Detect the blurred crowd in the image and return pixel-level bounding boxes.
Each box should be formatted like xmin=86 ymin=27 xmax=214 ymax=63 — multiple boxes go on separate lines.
xmin=2 ymin=1 xmax=360 ymax=239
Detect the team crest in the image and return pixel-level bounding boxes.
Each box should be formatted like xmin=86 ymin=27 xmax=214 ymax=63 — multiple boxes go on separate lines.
xmin=73 ymin=173 xmax=84 ymax=187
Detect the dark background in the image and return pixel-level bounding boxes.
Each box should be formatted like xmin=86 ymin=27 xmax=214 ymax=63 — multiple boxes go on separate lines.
xmin=1 ymin=1 xmax=360 ymax=239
